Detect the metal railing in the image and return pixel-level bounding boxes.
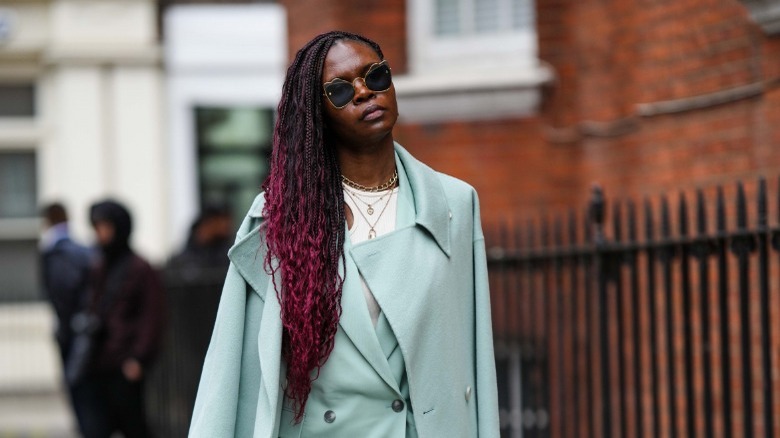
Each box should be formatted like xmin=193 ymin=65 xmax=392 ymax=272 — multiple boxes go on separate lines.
xmin=486 ymin=179 xmax=780 ymax=438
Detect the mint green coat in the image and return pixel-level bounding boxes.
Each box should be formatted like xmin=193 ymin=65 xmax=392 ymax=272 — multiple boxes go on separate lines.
xmin=190 ymin=145 xmax=500 ymax=437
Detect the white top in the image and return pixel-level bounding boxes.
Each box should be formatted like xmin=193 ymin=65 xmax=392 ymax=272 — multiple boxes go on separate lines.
xmin=343 ymin=186 xmax=399 ymax=326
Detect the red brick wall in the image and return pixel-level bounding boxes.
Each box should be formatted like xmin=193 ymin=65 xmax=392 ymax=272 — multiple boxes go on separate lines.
xmin=395 ymin=118 xmax=582 ymax=220
xmin=539 ymin=0 xmax=780 ymax=211
xmin=279 ymin=0 xmax=407 ymax=74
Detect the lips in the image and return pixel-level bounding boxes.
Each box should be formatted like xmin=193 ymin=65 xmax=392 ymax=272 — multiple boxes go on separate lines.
xmin=361 ymin=104 xmax=385 ymax=121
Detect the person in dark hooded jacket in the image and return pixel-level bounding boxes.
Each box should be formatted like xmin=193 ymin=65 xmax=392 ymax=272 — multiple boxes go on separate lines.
xmin=75 ymin=199 xmax=166 ymax=438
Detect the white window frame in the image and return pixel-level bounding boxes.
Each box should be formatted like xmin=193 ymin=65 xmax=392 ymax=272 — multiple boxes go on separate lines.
xmin=396 ymin=0 xmax=552 ymax=123
xmin=410 ymin=0 xmax=538 ymax=73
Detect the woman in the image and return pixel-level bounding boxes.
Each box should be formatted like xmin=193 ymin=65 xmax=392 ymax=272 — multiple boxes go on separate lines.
xmin=190 ymin=31 xmax=499 ymax=437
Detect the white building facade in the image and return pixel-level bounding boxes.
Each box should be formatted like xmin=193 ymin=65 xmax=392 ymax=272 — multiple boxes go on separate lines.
xmin=0 ymin=0 xmax=286 ymax=301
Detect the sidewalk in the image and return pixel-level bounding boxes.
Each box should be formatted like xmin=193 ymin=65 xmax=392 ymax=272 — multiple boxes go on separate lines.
xmin=0 ymin=302 xmax=78 ymax=437
xmin=0 ymin=390 xmax=78 ymax=438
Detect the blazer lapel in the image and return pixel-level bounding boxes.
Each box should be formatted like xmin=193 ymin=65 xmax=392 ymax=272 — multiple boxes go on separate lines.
xmin=338 ymin=248 xmax=401 ymax=392
xmin=349 ymin=226 xmax=449 ymax=368
xmin=349 ymin=144 xmax=453 ymax=377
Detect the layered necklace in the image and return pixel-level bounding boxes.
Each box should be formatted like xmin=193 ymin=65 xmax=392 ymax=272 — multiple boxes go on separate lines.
xmin=342 ymin=170 xmax=398 ymax=240
xmin=342 ymin=170 xmax=397 ymax=192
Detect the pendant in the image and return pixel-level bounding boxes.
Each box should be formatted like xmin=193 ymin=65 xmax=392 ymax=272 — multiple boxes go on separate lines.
xmin=368 ymin=229 xmax=376 ymax=239
xmin=367 ymin=205 xmax=374 ymax=215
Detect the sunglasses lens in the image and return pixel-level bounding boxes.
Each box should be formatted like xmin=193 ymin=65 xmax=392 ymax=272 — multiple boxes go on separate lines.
xmin=325 ymin=81 xmax=354 ymax=107
xmin=365 ymin=63 xmax=392 ymax=92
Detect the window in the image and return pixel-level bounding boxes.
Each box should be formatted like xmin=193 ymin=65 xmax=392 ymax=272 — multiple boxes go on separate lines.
xmin=434 ymin=0 xmax=534 ymax=36
xmin=398 ymin=0 xmax=550 ymax=122
xmin=409 ymin=0 xmax=537 ymax=72
xmin=0 ymin=152 xmax=40 ymax=302
xmin=194 ymin=106 xmax=273 ymax=231
xmin=0 ymin=152 xmax=37 ymax=218
xmin=0 ymin=84 xmax=35 ymax=117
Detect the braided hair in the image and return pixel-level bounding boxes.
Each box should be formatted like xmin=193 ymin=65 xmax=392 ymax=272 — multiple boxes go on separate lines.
xmin=261 ymin=31 xmax=385 ymax=422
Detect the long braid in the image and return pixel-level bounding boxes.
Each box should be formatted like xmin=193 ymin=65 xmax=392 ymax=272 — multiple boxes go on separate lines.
xmin=262 ymin=31 xmax=384 ymax=422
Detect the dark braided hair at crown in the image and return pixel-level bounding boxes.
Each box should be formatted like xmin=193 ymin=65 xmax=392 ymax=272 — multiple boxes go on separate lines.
xmin=261 ymin=31 xmax=384 ymax=422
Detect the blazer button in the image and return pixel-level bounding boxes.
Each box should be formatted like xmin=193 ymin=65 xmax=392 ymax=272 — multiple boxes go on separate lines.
xmin=324 ymin=410 xmax=336 ymax=423
xmin=392 ymin=399 xmax=405 ymax=412
xmin=465 ymin=386 xmax=472 ymax=401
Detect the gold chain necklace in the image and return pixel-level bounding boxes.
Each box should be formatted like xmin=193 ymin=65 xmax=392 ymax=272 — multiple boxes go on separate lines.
xmin=344 ymin=188 xmax=395 ymax=239
xmin=341 ymin=170 xmax=398 ymax=193
xmin=342 ymin=185 xmax=392 ymax=215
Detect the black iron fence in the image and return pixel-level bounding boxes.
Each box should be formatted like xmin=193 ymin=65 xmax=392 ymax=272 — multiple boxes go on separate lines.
xmin=147 ymin=265 xmax=227 ymax=437
xmin=486 ymin=179 xmax=780 ymax=438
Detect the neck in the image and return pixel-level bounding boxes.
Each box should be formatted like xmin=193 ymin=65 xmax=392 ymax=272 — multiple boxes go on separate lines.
xmin=337 ymin=137 xmax=396 ymax=188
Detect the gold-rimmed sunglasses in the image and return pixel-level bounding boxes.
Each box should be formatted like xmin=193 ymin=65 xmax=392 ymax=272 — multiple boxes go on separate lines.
xmin=323 ymin=60 xmax=392 ymax=109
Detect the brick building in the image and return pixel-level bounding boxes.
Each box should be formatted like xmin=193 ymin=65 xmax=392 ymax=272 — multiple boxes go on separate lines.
xmin=275 ymin=0 xmax=780 ymax=228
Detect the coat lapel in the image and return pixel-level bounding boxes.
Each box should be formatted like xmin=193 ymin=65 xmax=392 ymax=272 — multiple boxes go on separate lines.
xmin=348 ymin=144 xmax=453 ymax=382
xmin=337 ymin=251 xmax=400 ymax=392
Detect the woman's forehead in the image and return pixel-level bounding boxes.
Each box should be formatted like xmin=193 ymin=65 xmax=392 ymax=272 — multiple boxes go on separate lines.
xmin=323 ymin=40 xmax=381 ymax=78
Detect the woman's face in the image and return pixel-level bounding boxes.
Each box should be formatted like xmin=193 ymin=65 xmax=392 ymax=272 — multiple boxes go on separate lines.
xmin=321 ymin=40 xmax=399 ymax=147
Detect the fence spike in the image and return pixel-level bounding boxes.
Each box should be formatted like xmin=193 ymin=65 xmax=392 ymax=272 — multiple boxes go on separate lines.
xmin=696 ymin=189 xmax=707 ymax=236
xmin=542 ymin=214 xmax=550 ymax=249
xmin=555 ymin=215 xmax=564 ymax=248
xmin=717 ymin=186 xmax=726 ymax=233
xmin=644 ymin=197 xmax=655 ymax=241
xmin=613 ymin=200 xmax=623 ymax=242
xmin=679 ymin=192 xmax=689 ymax=237
xmin=758 ymin=178 xmax=767 ymax=228
xmin=514 ymin=217 xmax=524 ymax=251
xmin=527 ymin=218 xmax=536 ymax=250
xmin=628 ymin=200 xmax=637 ymax=243
xmin=499 ymin=218 xmax=510 ymax=254
xmin=568 ymin=209 xmax=577 ymax=246
xmin=661 ymin=195 xmax=671 ymax=238
xmin=737 ymin=181 xmax=747 ymax=230
xmin=589 ymin=185 xmax=606 ymax=245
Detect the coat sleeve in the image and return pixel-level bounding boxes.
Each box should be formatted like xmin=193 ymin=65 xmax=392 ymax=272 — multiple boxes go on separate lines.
xmin=472 ymin=192 xmax=501 ymax=437
xmin=189 ymin=215 xmax=265 ymax=437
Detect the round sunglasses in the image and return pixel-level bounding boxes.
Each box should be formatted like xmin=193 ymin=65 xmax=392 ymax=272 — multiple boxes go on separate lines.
xmin=323 ymin=60 xmax=392 ymax=109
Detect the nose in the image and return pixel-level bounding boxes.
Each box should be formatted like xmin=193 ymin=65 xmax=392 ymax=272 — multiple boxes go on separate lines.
xmin=352 ymin=78 xmax=375 ymax=104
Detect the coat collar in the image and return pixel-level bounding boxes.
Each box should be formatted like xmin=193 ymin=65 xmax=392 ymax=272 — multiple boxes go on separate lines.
xmin=243 ymin=143 xmax=451 ymax=254
xmin=392 ymin=143 xmax=451 ymax=256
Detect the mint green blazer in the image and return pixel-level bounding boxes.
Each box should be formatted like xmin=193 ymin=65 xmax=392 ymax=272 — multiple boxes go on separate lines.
xmin=190 ymin=144 xmax=500 ymax=437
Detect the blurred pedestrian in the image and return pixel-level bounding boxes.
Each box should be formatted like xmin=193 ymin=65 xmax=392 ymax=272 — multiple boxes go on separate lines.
xmin=167 ymin=203 xmax=233 ymax=280
xmin=190 ymin=31 xmax=499 ymax=437
xmin=76 ymin=199 xmax=166 ymax=438
xmin=160 ymin=204 xmax=233 ymax=430
xmin=39 ymin=202 xmax=93 ymax=432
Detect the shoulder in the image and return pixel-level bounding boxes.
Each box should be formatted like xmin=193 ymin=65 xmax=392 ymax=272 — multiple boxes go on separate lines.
xmin=435 ymin=172 xmax=477 ymax=199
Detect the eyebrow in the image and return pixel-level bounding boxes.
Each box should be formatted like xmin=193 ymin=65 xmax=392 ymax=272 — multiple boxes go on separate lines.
xmin=326 ymin=60 xmax=383 ymax=82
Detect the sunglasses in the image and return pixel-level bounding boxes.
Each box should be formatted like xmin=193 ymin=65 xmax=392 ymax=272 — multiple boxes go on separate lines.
xmin=323 ymin=60 xmax=392 ymax=109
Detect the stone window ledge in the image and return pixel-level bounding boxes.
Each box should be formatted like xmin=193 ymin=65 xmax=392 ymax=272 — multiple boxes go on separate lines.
xmin=739 ymin=0 xmax=780 ymax=35
xmin=393 ymin=64 xmax=554 ymax=124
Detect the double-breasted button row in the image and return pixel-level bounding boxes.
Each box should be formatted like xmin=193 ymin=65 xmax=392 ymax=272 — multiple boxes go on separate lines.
xmin=391 ymin=399 xmax=405 ymax=412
